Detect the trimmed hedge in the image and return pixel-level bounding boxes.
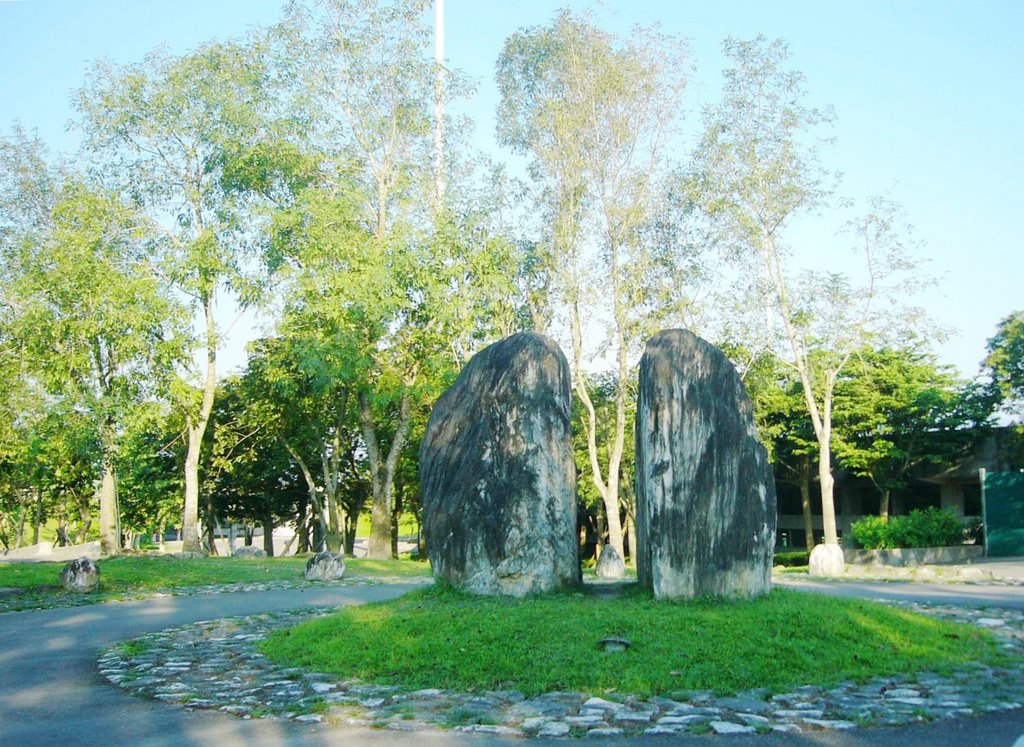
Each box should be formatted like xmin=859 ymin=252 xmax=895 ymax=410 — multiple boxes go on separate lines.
xmin=773 ymin=550 xmax=810 ymax=567
xmin=851 ymin=507 xmax=966 ymax=550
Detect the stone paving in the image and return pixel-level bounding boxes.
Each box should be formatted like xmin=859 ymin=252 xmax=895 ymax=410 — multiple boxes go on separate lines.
xmin=97 ymin=596 xmax=1024 ymax=739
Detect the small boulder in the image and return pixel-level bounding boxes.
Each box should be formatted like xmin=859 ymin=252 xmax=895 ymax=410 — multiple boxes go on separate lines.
xmin=232 ymin=546 xmax=267 ymax=559
xmin=595 ymin=545 xmax=626 ymax=579
xmin=305 ymin=551 xmax=346 ymax=581
xmin=808 ymin=544 xmax=845 ymax=576
xmin=59 ymin=557 xmax=100 ymax=593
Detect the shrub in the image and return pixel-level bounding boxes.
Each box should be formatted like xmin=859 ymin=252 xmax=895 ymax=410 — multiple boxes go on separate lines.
xmin=773 ymin=551 xmax=809 ymax=567
xmin=851 ymin=515 xmax=890 ymax=549
xmin=851 ymin=507 xmax=966 ymax=549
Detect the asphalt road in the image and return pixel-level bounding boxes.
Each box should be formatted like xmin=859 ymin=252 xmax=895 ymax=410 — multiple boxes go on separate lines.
xmin=2 ymin=581 xmax=1024 ymax=747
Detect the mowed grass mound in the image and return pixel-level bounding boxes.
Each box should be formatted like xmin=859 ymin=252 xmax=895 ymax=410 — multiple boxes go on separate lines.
xmin=0 ymin=555 xmax=430 ymax=593
xmin=260 ymin=585 xmax=1012 ymax=697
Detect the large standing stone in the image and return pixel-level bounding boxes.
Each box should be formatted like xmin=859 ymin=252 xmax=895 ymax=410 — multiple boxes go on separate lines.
xmin=59 ymin=556 xmax=100 ymax=593
xmin=421 ymin=332 xmax=580 ymax=597
xmin=635 ymin=329 xmax=776 ymax=599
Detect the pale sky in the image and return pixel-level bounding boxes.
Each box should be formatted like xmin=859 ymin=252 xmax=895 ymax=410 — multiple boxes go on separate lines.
xmin=2 ymin=0 xmax=1021 ymax=380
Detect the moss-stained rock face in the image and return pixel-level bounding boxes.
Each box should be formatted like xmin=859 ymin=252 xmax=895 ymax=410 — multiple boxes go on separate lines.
xmin=421 ymin=332 xmax=580 ymax=597
xmin=59 ymin=556 xmax=100 ymax=593
xmin=635 ymin=329 xmax=776 ymax=599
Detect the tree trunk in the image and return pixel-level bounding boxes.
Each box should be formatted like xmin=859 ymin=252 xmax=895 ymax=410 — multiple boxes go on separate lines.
xmin=569 ymin=300 xmax=625 ymax=559
xmin=15 ymin=492 xmax=29 ymax=548
xmin=281 ymin=438 xmax=336 ymax=551
xmin=799 ymin=458 xmax=815 ymax=549
xmin=98 ymin=452 xmax=119 ymax=555
xmin=818 ymin=438 xmax=839 ymax=545
xmin=205 ymin=495 xmax=220 ymax=556
xmin=263 ymin=507 xmax=275 ymax=557
xmin=391 ymin=489 xmax=402 ymax=558
xmin=76 ymin=493 xmax=92 ymax=544
xmin=182 ymin=421 xmax=203 ymax=553
xmin=361 ymin=390 xmax=412 ymax=560
xmin=322 ymin=419 xmax=348 ymax=554
xmin=295 ymin=499 xmax=308 ymax=553
xmin=182 ymin=291 xmax=218 ymax=555
xmin=345 ymin=510 xmax=358 ymax=556
xmin=879 ymin=489 xmax=891 ymax=522
xmin=626 ymin=512 xmax=637 ymax=565
xmin=33 ymin=491 xmax=44 ymax=546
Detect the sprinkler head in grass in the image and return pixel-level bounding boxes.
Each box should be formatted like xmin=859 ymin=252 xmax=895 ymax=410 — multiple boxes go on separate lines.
xmin=598 ymin=636 xmax=632 ymax=653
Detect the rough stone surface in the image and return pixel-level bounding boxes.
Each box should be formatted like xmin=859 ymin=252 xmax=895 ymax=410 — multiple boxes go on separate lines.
xmin=232 ymin=546 xmax=267 ymax=559
xmin=304 ymin=551 xmax=346 ymax=581
xmin=421 ymin=332 xmax=580 ymax=597
xmin=809 ymin=544 xmax=846 ymax=576
xmin=635 ymin=329 xmax=776 ymax=599
xmin=595 ymin=545 xmax=626 ymax=579
xmin=59 ymin=556 xmax=100 ymax=593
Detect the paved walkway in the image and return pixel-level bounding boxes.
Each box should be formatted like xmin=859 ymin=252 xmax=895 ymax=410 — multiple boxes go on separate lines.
xmin=0 ymin=583 xmax=483 ymax=747
xmin=4 ymin=569 xmax=1024 ymax=746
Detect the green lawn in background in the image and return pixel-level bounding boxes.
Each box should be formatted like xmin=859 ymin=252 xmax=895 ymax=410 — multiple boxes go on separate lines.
xmin=260 ymin=585 xmax=1014 ymax=698
xmin=0 ymin=554 xmax=430 ymax=593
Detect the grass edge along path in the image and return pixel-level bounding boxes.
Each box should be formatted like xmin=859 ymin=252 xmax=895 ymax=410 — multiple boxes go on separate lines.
xmin=0 ymin=555 xmax=431 ymax=612
xmin=260 ymin=585 xmax=1016 ymax=698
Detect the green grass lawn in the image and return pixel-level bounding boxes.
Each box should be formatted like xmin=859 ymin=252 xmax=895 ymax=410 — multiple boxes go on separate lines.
xmin=0 ymin=554 xmax=431 ymax=594
xmin=260 ymin=585 xmax=1014 ymax=698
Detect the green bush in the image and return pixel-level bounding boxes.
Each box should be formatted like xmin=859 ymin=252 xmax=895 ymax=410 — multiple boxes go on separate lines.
xmin=773 ymin=551 xmax=810 ymax=567
xmin=851 ymin=515 xmax=890 ymax=549
xmin=851 ymin=507 xmax=965 ymax=549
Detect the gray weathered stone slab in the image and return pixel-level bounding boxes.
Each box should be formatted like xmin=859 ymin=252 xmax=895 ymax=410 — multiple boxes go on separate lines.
xmin=635 ymin=329 xmax=776 ymax=599
xmin=421 ymin=332 xmax=579 ymax=597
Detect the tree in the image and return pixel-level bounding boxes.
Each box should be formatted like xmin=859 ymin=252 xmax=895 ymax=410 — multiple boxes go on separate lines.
xmin=733 ymin=347 xmax=819 ymax=549
xmin=75 ymin=40 xmax=286 ymax=553
xmin=206 ymin=376 xmax=309 ymax=556
xmin=689 ymin=37 xmax=932 ymax=572
xmin=834 ymin=346 xmax=993 ymax=520
xmin=273 ymin=0 xmax=504 ymax=559
xmin=1 ymin=128 xmax=187 ymax=554
xmin=116 ymin=403 xmax=186 ymax=547
xmin=496 ymin=11 xmax=690 ymax=559
xmin=983 ymin=311 xmax=1024 ymax=420
xmin=227 ymin=335 xmax=364 ymax=554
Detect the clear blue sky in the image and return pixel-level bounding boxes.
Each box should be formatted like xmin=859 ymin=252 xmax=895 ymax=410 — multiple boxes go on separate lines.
xmin=2 ymin=0 xmax=1021 ymax=379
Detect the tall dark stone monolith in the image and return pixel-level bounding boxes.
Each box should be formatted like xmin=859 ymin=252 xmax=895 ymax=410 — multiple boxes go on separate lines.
xmin=421 ymin=332 xmax=580 ymax=597
xmin=635 ymin=329 xmax=776 ymax=599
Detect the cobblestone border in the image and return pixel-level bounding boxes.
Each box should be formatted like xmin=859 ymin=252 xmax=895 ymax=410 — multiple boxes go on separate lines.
xmin=98 ymin=599 xmax=1024 ymax=738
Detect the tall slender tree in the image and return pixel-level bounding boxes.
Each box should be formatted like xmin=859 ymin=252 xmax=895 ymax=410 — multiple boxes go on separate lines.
xmin=274 ymin=0 xmax=485 ymax=558
xmin=74 ymin=41 xmax=285 ymax=553
xmin=690 ymin=37 xmax=933 ymax=573
xmin=497 ymin=11 xmax=690 ymax=559
xmin=1 ymin=129 xmax=187 ymax=554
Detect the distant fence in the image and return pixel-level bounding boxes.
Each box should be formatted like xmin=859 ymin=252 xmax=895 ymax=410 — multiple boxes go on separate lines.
xmin=983 ymin=470 xmax=1024 ymax=557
